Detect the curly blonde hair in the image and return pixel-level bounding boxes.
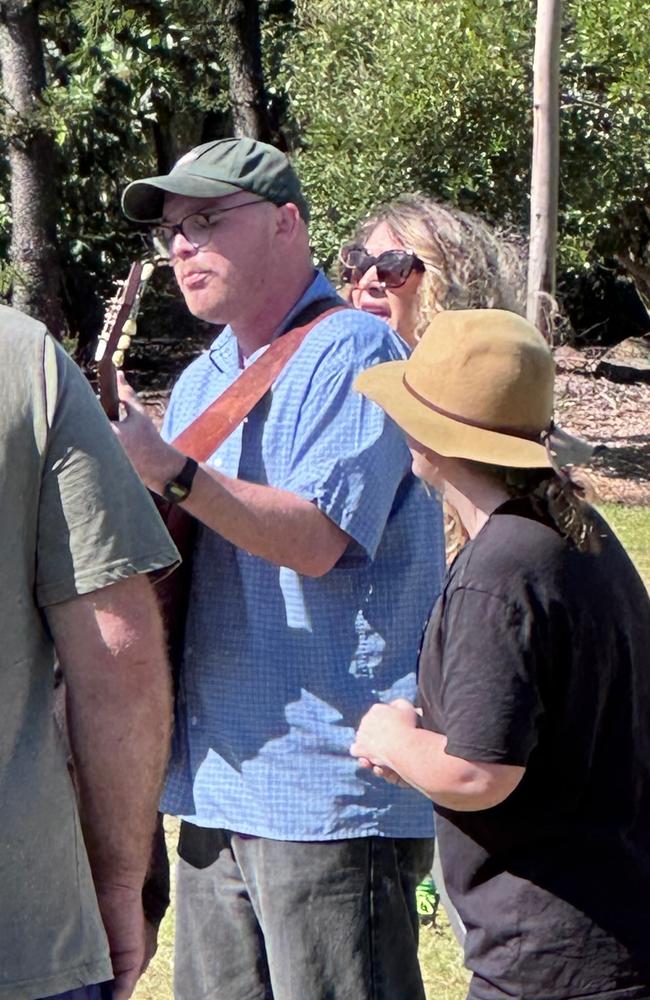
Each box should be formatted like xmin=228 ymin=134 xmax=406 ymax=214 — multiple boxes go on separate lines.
xmin=350 ymin=193 xmax=526 ymax=342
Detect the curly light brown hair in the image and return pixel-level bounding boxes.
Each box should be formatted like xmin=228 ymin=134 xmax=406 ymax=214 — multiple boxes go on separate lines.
xmin=349 ymin=192 xmax=526 ymax=342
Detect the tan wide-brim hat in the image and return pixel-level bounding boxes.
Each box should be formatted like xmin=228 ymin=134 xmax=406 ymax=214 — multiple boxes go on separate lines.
xmin=355 ymin=309 xmax=594 ymax=469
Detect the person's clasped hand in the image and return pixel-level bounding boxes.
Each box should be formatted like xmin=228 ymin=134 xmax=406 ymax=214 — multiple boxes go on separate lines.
xmin=350 ymin=698 xmax=419 ymax=787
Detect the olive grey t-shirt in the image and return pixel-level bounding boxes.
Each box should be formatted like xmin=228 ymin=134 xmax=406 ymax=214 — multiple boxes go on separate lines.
xmin=0 ymin=306 xmax=178 ymax=999
xmin=419 ymin=498 xmax=650 ymax=1000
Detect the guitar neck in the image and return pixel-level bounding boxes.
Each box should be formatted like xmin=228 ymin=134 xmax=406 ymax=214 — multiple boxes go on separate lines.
xmin=96 ymin=261 xmax=147 ymax=419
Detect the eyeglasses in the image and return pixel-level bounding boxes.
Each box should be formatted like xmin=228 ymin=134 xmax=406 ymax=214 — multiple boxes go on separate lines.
xmin=339 ymin=245 xmax=425 ymax=289
xmin=150 ymin=200 xmax=263 ymax=259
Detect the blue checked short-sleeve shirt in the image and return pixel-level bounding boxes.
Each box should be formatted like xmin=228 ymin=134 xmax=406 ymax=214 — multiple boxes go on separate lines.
xmin=161 ymin=270 xmax=445 ymax=839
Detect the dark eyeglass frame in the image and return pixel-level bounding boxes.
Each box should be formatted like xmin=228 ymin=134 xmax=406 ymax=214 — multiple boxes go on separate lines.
xmin=339 ymin=245 xmax=425 ymax=289
xmin=150 ymin=199 xmax=264 ymax=259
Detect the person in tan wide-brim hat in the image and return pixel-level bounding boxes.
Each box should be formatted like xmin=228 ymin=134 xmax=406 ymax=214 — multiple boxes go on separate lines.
xmin=351 ymin=308 xmax=650 ymax=1000
xmin=354 ymin=307 xmax=593 ymax=470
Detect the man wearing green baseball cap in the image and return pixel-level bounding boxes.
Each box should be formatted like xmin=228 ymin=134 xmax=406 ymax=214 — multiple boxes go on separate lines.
xmin=122 ymin=136 xmax=311 ymax=226
xmin=114 ymin=137 xmax=447 ymax=1000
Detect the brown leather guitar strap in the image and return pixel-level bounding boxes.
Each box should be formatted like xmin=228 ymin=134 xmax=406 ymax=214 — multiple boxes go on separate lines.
xmin=170 ymin=298 xmax=345 ymax=461
xmin=143 ymin=299 xmax=347 ymax=923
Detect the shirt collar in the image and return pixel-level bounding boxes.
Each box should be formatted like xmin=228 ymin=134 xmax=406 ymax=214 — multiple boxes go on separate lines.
xmin=208 ymin=269 xmax=334 ymax=374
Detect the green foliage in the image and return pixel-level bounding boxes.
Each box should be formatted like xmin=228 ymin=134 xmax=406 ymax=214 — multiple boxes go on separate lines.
xmin=559 ymin=1 xmax=650 ymax=274
xmin=0 ymin=0 xmax=648 ymax=336
xmin=281 ymin=0 xmax=532 ymax=266
xmin=0 ymin=0 xmax=231 ymax=340
xmin=280 ymin=0 xmax=650 ymax=274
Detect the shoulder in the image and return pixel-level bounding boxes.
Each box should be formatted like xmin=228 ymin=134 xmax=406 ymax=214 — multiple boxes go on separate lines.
xmin=300 ymin=270 xmax=405 ymax=358
xmin=0 ymin=303 xmax=46 ymax=340
xmin=0 ymin=309 xmax=74 ymax=447
xmin=0 ymin=305 xmax=92 ymax=405
xmin=298 ymin=307 xmax=407 ymax=375
xmin=449 ymin=506 xmax=566 ymax=604
xmin=0 ymin=304 xmax=47 ymax=365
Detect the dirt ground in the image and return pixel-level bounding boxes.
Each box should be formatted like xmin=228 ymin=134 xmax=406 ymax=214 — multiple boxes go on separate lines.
xmin=554 ymin=350 xmax=649 ymax=505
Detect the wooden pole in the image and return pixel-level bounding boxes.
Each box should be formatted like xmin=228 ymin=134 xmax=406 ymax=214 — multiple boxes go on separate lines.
xmin=526 ymin=0 xmax=562 ymax=341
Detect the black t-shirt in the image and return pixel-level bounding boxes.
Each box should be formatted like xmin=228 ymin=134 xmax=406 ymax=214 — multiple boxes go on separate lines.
xmin=418 ymin=498 xmax=650 ymax=1000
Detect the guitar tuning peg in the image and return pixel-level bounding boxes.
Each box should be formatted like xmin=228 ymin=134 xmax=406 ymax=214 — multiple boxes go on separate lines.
xmin=112 ymin=349 xmax=125 ymax=368
xmin=141 ymin=261 xmax=156 ymax=281
xmin=117 ymin=333 xmax=132 ymax=351
xmin=122 ymin=318 xmax=137 ymax=337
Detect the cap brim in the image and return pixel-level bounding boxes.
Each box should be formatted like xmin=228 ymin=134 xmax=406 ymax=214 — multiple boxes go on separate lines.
xmin=355 ymin=362 xmax=551 ymax=468
xmin=122 ymin=174 xmax=243 ymax=222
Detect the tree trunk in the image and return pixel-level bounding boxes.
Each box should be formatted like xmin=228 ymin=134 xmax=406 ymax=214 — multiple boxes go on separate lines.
xmin=221 ymin=0 xmax=274 ymax=142
xmin=0 ymin=0 xmax=65 ymax=338
xmin=614 ymin=199 xmax=650 ymax=313
xmin=526 ymin=0 xmax=561 ymax=341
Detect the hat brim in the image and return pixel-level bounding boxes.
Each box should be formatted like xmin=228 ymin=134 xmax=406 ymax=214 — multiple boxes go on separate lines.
xmin=355 ymin=361 xmax=551 ymax=468
xmin=122 ymin=174 xmax=244 ymax=222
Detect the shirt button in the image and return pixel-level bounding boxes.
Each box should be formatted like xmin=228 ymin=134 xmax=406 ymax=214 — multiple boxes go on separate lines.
xmin=190 ymin=716 xmax=198 ymax=727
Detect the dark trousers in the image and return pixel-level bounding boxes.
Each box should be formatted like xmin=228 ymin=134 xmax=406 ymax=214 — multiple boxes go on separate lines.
xmin=175 ymin=824 xmax=433 ymax=1000
xmin=41 ymin=985 xmax=112 ymax=1000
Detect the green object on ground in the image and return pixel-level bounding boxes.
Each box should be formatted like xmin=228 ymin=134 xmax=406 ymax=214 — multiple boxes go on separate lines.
xmin=416 ymin=876 xmax=441 ymax=926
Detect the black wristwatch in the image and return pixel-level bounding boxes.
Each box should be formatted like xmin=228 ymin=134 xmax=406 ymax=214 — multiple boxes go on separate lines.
xmin=162 ymin=457 xmax=198 ymax=505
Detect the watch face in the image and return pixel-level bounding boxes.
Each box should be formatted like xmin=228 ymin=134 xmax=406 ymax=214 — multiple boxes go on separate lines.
xmin=163 ymin=457 xmax=197 ymax=504
xmin=168 ymin=482 xmax=188 ymax=501
xmin=164 ymin=480 xmax=190 ymax=504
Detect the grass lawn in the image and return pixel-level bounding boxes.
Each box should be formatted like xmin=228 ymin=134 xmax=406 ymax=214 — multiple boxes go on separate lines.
xmin=599 ymin=503 xmax=650 ymax=588
xmin=134 ymin=504 xmax=648 ymax=1000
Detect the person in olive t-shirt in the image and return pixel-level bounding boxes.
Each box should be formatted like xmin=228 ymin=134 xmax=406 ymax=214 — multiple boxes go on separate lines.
xmin=0 ymin=306 xmax=178 ymax=1000
xmin=352 ymin=309 xmax=650 ymax=1000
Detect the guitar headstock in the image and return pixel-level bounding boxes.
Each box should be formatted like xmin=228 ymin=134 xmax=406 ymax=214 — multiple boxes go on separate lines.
xmin=95 ymin=259 xmax=156 ymax=419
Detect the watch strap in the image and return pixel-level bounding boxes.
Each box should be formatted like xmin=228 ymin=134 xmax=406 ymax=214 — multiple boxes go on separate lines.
xmin=163 ymin=456 xmax=198 ymax=504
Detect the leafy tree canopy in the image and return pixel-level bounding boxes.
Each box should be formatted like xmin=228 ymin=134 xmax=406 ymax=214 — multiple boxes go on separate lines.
xmin=0 ymin=0 xmax=648 ymax=344
xmin=281 ymin=0 xmax=650 ymax=278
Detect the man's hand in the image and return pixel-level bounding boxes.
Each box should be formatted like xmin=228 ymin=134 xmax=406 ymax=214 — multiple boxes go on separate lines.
xmin=95 ymin=883 xmax=145 ymax=1000
xmin=351 ymin=698 xmax=419 ymax=771
xmin=113 ymin=373 xmax=185 ymax=493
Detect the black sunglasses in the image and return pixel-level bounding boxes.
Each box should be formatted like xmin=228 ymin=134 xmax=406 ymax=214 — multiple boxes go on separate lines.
xmin=339 ymin=245 xmax=425 ymax=289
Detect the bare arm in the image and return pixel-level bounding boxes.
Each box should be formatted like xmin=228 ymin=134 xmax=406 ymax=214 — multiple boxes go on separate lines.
xmin=183 ymin=465 xmax=349 ymax=576
xmin=113 ymin=377 xmax=350 ymax=577
xmin=351 ymin=700 xmax=525 ymax=811
xmin=46 ymin=573 xmax=172 ymax=999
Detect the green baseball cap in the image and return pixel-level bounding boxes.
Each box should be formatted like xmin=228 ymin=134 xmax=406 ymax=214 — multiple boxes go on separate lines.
xmin=122 ymin=137 xmax=310 ymax=223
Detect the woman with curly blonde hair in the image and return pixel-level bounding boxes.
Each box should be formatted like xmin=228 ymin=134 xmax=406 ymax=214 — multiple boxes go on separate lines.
xmin=340 ymin=193 xmax=525 ymax=347
xmin=341 ymin=195 xmax=527 ymax=939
